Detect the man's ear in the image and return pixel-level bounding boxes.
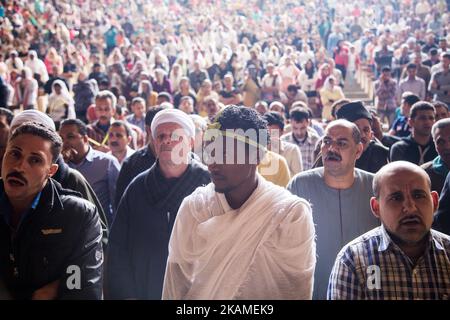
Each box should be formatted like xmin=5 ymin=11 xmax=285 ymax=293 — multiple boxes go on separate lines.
xmin=370 ymin=197 xmax=381 ymax=219
xmin=82 ymin=134 xmax=89 ymax=144
xmin=407 ymin=117 xmax=414 ymax=127
xmin=48 ymin=163 xmax=59 ymax=178
xmin=355 ymin=142 xmax=364 ymax=159
xmin=431 ymin=191 xmax=439 ymax=212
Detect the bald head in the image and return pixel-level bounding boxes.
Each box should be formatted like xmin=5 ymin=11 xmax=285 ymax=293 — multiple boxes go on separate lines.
xmin=373 ymin=161 xmax=431 ymax=198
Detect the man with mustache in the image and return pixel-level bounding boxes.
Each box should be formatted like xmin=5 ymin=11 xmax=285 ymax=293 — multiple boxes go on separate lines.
xmin=59 ymin=119 xmax=120 ymax=226
xmin=107 ymin=121 xmax=135 ymax=166
xmin=314 ymin=101 xmax=389 ymax=173
xmin=421 ymin=118 xmax=450 ymax=195
xmin=328 ymin=161 xmax=450 ymax=300
xmin=390 ymin=102 xmax=437 ymax=165
xmin=0 ymin=122 xmax=103 ymax=299
xmin=9 ymin=110 xmax=109 ymax=245
xmin=288 ymin=119 xmax=379 ymax=299
xmin=163 ymin=105 xmax=316 ymax=299
xmin=106 ymin=109 xmax=210 ymax=299
xmin=86 ymin=91 xmax=117 ymax=153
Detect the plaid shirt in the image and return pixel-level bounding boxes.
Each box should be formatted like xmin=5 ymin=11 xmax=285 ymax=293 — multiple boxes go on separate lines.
xmin=281 ymin=129 xmax=320 ymax=171
xmin=328 ymin=226 xmax=450 ymax=300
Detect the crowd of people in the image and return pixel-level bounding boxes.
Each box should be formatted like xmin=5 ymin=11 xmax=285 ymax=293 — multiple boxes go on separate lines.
xmin=0 ymin=0 xmax=450 ymax=300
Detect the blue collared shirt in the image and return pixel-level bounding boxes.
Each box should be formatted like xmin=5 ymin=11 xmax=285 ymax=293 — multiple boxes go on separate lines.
xmin=69 ymin=147 xmax=120 ymax=224
xmin=327 ymin=225 xmax=450 ymax=300
xmin=126 ymin=114 xmax=145 ymax=132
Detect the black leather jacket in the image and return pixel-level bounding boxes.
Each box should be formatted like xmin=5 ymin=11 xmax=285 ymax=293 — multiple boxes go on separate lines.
xmin=0 ymin=178 xmax=103 ymax=299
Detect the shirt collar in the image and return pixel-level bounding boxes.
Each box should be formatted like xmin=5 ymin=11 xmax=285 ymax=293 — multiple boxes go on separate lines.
xmin=432 ymin=155 xmax=449 ymax=176
xmin=379 ymin=224 xmax=444 ymax=253
xmin=84 ymin=146 xmax=95 ymax=162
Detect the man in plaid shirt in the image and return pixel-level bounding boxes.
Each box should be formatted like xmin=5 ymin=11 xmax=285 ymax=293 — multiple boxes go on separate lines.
xmin=281 ymin=107 xmax=320 ymax=171
xmin=328 ymin=161 xmax=450 ymax=300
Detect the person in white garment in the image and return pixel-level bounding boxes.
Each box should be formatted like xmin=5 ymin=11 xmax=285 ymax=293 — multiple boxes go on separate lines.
xmin=162 ymin=105 xmax=316 ymax=300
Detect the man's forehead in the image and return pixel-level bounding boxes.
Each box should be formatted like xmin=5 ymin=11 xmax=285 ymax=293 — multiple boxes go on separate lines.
xmin=60 ymin=124 xmax=80 ymax=134
xmin=325 ymin=125 xmax=352 ymax=138
xmin=380 ymin=169 xmax=429 ymax=193
xmin=9 ymin=135 xmax=52 ymax=155
xmin=110 ymin=126 xmax=127 ymax=133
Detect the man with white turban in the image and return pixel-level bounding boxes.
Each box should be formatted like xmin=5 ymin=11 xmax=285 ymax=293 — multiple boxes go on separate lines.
xmin=106 ymin=108 xmax=210 ymax=299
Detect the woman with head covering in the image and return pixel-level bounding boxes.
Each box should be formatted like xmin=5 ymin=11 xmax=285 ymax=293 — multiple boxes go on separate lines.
xmin=46 ymin=79 xmax=75 ymax=129
xmin=14 ymin=67 xmax=38 ymax=110
xmin=44 ymin=47 xmax=63 ymax=76
xmin=319 ymin=76 xmax=345 ymax=121
xmin=138 ymin=79 xmax=158 ymax=107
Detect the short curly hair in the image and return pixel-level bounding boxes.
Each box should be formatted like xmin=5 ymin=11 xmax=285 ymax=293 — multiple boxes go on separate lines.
xmin=217 ymin=105 xmax=269 ymax=148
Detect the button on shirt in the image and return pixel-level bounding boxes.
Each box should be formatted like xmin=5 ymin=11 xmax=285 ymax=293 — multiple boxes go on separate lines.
xmin=328 ymin=226 xmax=450 ymax=300
xmin=69 ymin=147 xmax=120 ymax=224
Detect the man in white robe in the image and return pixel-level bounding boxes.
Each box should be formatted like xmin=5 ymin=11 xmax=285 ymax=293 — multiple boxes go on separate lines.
xmin=163 ymin=105 xmax=316 ymax=300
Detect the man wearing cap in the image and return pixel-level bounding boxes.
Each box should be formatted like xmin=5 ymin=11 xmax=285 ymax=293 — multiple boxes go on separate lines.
xmin=106 ymin=109 xmax=210 ymax=299
xmin=163 ymin=106 xmax=315 ymax=299
xmin=315 ymin=101 xmax=389 ymax=173
xmin=10 ymin=110 xmax=109 ymax=245
xmin=429 ymin=52 xmax=450 ymax=107
xmin=398 ymin=63 xmax=426 ymax=100
xmin=114 ymin=107 xmax=164 ymax=207
xmin=288 ymin=119 xmax=378 ymax=299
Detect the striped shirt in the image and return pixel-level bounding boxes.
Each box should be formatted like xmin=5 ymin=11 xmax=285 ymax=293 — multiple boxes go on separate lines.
xmin=327 ymin=226 xmax=450 ymax=300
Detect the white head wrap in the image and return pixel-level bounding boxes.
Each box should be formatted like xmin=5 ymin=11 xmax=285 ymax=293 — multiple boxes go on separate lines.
xmin=151 ymin=108 xmax=195 ymax=140
xmin=10 ymin=110 xmax=56 ymax=131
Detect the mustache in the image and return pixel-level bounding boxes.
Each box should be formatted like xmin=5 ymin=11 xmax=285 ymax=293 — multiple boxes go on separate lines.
xmin=6 ymin=171 xmax=27 ymax=184
xmin=110 ymin=141 xmax=119 ymax=147
xmin=325 ymin=152 xmax=342 ymax=161
xmin=399 ymin=214 xmax=423 ymax=225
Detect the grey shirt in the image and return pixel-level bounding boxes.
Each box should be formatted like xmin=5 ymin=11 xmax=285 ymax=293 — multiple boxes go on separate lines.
xmin=287 ymin=168 xmax=379 ymax=299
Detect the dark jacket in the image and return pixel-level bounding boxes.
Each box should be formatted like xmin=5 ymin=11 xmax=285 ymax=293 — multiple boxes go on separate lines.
xmin=421 ymin=160 xmax=447 ymax=195
xmin=0 ymin=179 xmax=103 ymax=299
xmin=355 ymin=141 xmax=389 ymax=173
xmin=106 ymin=159 xmax=210 ymax=299
xmin=433 ymin=172 xmax=450 ymax=236
xmin=53 ymin=156 xmax=109 ymax=245
xmin=73 ymin=80 xmax=96 ymax=121
xmin=114 ymin=145 xmax=156 ymax=207
xmin=390 ymin=135 xmax=438 ymax=165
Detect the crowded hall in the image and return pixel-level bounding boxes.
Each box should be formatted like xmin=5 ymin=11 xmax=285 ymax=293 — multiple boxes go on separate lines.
xmin=0 ymin=0 xmax=450 ymax=300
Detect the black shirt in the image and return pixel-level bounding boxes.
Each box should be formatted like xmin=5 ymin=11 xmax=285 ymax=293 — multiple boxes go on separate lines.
xmin=390 ymin=135 xmax=438 ymax=165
